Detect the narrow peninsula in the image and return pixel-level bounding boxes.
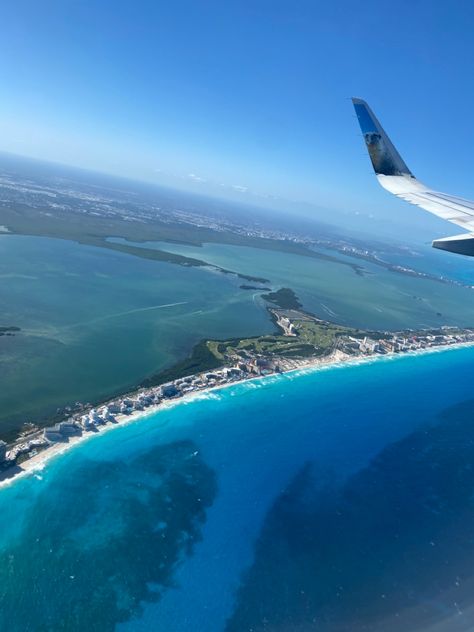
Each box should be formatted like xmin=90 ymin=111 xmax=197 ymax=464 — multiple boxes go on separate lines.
xmin=1 ymin=294 xmax=474 ymax=486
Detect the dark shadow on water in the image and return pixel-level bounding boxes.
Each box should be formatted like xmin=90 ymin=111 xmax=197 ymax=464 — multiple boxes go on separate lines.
xmin=227 ymin=400 xmax=474 ymax=631
xmin=0 ymin=439 xmax=217 ymax=631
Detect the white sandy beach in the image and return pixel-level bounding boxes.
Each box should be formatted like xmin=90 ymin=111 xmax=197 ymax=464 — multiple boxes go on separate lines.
xmin=2 ymin=341 xmax=474 ymax=490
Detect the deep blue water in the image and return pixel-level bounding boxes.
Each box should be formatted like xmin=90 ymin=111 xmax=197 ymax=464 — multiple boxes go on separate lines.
xmin=2 ymin=348 xmax=474 ymax=630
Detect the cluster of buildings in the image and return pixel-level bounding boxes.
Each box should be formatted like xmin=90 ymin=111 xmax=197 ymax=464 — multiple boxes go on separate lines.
xmin=2 ymin=326 xmax=473 ymax=473
xmin=3 ymin=436 xmax=48 ymax=464
xmin=340 ymin=330 xmax=474 ymax=356
xmin=34 ymin=363 xmax=265 ymax=446
xmin=273 ymin=313 xmax=296 ymax=336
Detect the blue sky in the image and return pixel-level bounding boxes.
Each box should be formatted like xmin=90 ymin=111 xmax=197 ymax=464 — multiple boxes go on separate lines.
xmin=1 ymin=1 xmax=474 ymax=238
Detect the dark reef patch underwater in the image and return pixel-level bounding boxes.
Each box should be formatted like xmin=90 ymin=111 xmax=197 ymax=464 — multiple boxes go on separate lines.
xmin=0 ymin=440 xmax=217 ymax=631
xmin=226 ymin=397 xmax=474 ymax=632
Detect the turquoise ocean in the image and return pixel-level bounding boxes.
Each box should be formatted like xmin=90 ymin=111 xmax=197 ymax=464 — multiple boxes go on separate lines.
xmin=2 ymin=346 xmax=474 ymax=630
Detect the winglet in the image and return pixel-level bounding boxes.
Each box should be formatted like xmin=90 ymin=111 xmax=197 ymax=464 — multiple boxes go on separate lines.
xmin=433 ymin=233 xmax=474 ymax=256
xmin=351 ymin=98 xmax=413 ymax=177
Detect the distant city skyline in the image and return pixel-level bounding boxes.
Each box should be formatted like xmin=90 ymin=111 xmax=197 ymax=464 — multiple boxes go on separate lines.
xmin=2 ymin=1 xmax=474 ymax=238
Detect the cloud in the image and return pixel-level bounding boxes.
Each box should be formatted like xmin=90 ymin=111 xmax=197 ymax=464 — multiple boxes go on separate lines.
xmin=188 ymin=173 xmax=206 ymax=183
xmin=231 ymin=184 xmax=248 ymax=193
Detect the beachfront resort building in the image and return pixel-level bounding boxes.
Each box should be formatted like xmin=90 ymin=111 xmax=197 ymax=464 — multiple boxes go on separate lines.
xmin=43 ymin=421 xmax=81 ymax=442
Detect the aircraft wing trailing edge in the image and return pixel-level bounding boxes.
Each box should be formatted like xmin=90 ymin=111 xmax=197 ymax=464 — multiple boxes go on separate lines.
xmin=352 ymin=97 xmax=474 ymax=256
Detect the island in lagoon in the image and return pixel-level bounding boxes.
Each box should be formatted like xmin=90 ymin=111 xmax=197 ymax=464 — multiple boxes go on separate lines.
xmin=0 ymin=326 xmax=20 ymax=337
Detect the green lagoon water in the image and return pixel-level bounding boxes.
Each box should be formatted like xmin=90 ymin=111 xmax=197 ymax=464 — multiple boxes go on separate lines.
xmin=111 ymin=238 xmax=474 ymax=330
xmin=0 ymin=235 xmax=271 ymax=436
xmin=3 ymin=233 xmax=474 ymax=438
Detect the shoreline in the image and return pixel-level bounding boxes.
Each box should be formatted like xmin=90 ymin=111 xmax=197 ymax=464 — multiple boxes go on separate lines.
xmin=2 ymin=340 xmax=474 ymax=491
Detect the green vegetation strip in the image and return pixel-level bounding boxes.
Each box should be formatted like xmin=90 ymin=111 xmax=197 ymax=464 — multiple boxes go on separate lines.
xmin=141 ymin=341 xmax=224 ymax=388
xmin=140 ymin=309 xmax=362 ymax=388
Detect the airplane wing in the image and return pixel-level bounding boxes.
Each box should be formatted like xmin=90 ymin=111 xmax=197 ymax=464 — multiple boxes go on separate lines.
xmin=352 ymin=97 xmax=474 ymax=256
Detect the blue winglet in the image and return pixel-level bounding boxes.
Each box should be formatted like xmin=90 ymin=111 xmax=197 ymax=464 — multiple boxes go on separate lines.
xmin=352 ymin=98 xmax=413 ymax=177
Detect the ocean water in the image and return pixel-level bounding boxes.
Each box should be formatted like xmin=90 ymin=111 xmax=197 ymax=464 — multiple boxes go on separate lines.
xmin=2 ymin=347 xmax=474 ymax=630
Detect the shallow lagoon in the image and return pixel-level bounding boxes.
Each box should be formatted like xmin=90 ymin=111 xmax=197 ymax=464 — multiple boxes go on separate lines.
xmin=0 ymin=235 xmax=272 ymax=435
xmin=110 ymin=238 xmax=474 ymax=330
xmin=4 ymin=230 xmax=474 ymax=437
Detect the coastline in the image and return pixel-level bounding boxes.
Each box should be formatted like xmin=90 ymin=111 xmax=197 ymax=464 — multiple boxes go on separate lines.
xmin=2 ymin=340 xmax=474 ymax=491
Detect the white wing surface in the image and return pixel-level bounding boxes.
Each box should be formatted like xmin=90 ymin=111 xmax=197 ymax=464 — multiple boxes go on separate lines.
xmin=352 ymin=97 xmax=474 ymax=256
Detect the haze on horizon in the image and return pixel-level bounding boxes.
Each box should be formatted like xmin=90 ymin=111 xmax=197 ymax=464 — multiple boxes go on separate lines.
xmin=2 ymin=1 xmax=474 ymax=241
